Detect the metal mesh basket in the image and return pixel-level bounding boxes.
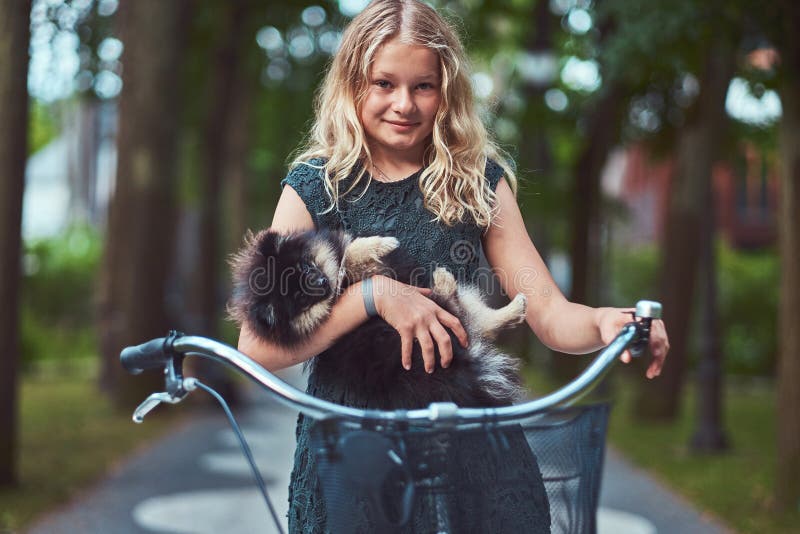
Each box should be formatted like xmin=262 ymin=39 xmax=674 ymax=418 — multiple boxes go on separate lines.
xmin=311 ymin=402 xmax=610 ymax=534
xmin=523 ymin=402 xmax=610 ymax=534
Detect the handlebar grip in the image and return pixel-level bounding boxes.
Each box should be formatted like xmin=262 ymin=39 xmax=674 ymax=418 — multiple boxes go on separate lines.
xmin=120 ymin=337 xmax=170 ymax=374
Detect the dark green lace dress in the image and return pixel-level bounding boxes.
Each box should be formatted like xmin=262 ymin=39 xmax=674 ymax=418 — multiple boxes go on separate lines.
xmin=280 ymin=160 xmax=551 ymax=533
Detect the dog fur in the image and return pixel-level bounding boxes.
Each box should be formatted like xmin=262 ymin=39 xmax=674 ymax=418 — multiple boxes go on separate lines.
xmin=228 ymin=228 xmax=528 ymax=409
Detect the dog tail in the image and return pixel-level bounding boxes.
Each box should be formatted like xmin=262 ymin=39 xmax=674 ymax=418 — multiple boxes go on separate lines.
xmin=470 ymin=340 xmax=526 ymax=403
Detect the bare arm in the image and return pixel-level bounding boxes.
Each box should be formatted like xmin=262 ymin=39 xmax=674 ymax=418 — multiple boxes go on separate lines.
xmin=482 ymin=178 xmax=668 ymax=377
xmin=237 ymin=284 xmax=371 ymax=371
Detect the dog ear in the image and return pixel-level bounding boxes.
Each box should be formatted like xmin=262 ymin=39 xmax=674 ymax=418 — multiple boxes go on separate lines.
xmin=255 ymin=228 xmax=291 ymax=256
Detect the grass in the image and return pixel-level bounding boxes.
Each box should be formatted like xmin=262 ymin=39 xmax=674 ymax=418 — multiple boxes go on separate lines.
xmin=0 ymin=363 xmax=180 ymax=532
xmin=524 ymin=366 xmax=799 ymax=534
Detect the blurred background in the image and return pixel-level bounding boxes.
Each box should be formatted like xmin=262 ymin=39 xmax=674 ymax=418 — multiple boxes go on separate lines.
xmin=0 ymin=0 xmax=797 ymax=532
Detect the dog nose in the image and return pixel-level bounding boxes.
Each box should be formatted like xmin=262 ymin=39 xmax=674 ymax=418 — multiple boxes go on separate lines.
xmin=310 ymin=273 xmax=328 ymax=287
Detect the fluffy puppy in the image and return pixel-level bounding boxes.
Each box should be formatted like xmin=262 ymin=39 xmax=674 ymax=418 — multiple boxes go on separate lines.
xmin=228 ymin=229 xmax=528 ymax=409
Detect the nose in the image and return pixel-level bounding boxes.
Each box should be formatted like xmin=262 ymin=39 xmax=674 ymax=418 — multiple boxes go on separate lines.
xmin=308 ymin=271 xmax=328 ymax=288
xmin=392 ymin=87 xmax=415 ymax=115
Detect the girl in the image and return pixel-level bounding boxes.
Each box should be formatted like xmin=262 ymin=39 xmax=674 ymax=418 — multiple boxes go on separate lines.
xmin=238 ymin=0 xmax=670 ymax=532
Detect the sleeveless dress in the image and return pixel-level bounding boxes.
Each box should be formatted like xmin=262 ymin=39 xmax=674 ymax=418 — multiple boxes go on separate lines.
xmin=281 ymin=159 xmax=551 ymax=534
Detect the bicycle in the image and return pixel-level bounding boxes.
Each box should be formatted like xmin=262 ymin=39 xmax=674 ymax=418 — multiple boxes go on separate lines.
xmin=120 ymin=300 xmax=662 ymax=534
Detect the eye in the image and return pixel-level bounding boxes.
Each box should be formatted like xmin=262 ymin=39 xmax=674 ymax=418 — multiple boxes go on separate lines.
xmin=374 ymin=79 xmax=392 ymax=89
xmin=417 ymin=82 xmax=435 ymax=91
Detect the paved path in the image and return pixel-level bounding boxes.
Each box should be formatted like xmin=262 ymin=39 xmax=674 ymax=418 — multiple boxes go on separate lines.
xmin=27 ymin=366 xmax=732 ymax=534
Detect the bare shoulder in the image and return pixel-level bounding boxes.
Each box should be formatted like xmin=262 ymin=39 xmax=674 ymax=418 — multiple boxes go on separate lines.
xmin=484 ymin=177 xmax=527 ymax=246
xmin=272 ymin=184 xmax=315 ymax=233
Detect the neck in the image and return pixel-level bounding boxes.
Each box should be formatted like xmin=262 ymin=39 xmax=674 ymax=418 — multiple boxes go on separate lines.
xmin=368 ymin=146 xmax=425 ymax=180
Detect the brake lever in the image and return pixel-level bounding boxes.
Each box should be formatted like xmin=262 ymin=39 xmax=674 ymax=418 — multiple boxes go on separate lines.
xmin=132 ymin=378 xmax=198 ymax=423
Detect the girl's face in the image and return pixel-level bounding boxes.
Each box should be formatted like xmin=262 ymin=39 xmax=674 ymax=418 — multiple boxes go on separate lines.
xmin=359 ymin=39 xmax=442 ymax=164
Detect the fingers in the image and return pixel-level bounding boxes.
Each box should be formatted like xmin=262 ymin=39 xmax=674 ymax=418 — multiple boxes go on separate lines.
xmin=415 ymin=331 xmax=436 ymax=374
xmin=385 ymin=282 xmax=466 ymax=373
xmin=403 ymin=308 xmax=462 ymax=373
xmin=428 ymin=322 xmax=453 ymax=369
xmin=400 ymin=329 xmax=413 ymax=371
xmin=436 ymin=309 xmax=469 ymax=348
xmin=646 ymin=362 xmax=659 ymax=379
xmin=645 ymin=319 xmax=669 ymax=379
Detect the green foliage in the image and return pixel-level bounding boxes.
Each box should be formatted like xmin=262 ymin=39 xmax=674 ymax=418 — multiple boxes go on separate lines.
xmin=609 ymin=242 xmax=779 ymax=376
xmin=601 ymin=0 xmax=696 ymax=80
xmin=28 ymin=100 xmax=59 ymax=155
xmin=20 ymin=226 xmax=103 ymax=369
xmin=717 ymin=243 xmax=778 ymax=375
xmin=599 ymin=0 xmax=746 ymax=85
xmin=608 ymin=244 xmax=660 ymax=307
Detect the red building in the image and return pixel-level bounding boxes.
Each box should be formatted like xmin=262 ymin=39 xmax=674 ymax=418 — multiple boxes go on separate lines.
xmin=606 ymin=143 xmax=779 ymax=249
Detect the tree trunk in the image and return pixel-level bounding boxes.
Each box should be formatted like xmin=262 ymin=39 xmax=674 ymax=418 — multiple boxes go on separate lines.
xmin=222 ymin=41 xmax=259 ymax=260
xmin=97 ymin=0 xmax=191 ymax=408
xmin=0 ymin=0 xmax=31 ymax=487
xmin=689 ymin=161 xmax=729 ymax=452
xmin=558 ymin=8 xmax=623 ymax=382
xmin=550 ymin=83 xmax=624 ymax=383
xmin=500 ymin=0 xmax=553 ymax=365
xmin=185 ymin=1 xmax=264 ymax=398
xmin=190 ymin=3 xmax=242 ymax=337
xmin=634 ymin=47 xmax=733 ymax=420
xmin=775 ymin=52 xmax=800 ymax=516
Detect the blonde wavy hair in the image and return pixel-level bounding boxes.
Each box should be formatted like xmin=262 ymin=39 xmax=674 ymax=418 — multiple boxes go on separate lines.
xmin=292 ymin=0 xmax=517 ymax=228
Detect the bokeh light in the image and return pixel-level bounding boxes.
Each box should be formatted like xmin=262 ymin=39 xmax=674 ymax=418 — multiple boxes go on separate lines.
xmin=560 ymin=56 xmax=601 ymax=92
xmin=338 ymin=0 xmax=370 ymax=18
xmin=725 ymin=77 xmax=782 ymax=126
xmin=566 ymin=8 xmax=592 ymax=34
xmin=545 ymin=88 xmax=569 ymax=112
xmin=302 ymin=6 xmax=326 ymax=27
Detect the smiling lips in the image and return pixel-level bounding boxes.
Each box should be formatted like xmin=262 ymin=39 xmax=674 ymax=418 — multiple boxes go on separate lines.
xmin=385 ymin=120 xmax=419 ymax=130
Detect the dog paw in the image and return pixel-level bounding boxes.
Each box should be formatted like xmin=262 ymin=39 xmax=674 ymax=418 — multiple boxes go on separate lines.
xmin=349 ymin=236 xmax=399 ymax=260
xmin=432 ymin=267 xmax=457 ymax=297
xmin=509 ymin=293 xmax=527 ymax=322
xmin=372 ymin=236 xmax=399 ymax=257
xmin=345 ymin=236 xmax=399 ymax=264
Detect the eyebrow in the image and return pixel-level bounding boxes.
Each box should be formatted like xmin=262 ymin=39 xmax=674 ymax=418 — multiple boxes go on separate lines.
xmin=372 ymin=70 xmax=439 ymax=81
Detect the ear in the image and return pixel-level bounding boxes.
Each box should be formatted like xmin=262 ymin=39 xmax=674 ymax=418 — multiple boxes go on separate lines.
xmin=254 ymin=229 xmax=286 ymax=256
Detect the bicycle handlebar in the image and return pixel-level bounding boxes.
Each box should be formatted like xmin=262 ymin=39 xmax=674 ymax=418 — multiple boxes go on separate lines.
xmin=120 ymin=336 xmax=173 ymax=374
xmin=120 ymin=300 xmax=661 ymax=428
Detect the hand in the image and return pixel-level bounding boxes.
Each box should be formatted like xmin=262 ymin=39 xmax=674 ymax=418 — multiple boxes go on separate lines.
xmin=371 ymin=275 xmax=469 ymax=373
xmin=596 ymin=307 xmax=669 ymax=379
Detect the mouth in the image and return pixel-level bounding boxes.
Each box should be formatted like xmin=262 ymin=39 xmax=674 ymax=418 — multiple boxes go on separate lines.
xmin=384 ymin=120 xmax=419 ymax=130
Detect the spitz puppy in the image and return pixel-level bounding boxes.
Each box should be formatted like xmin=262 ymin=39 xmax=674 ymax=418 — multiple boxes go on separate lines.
xmin=228 ymin=229 xmax=528 ymax=409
